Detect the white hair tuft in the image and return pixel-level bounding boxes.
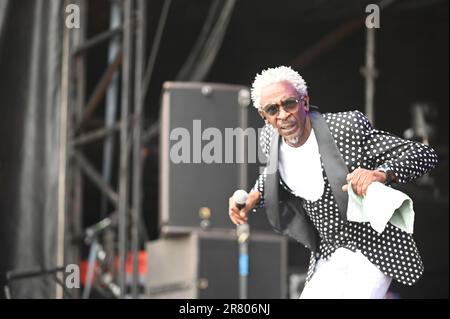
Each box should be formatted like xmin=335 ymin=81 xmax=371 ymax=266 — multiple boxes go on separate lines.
xmin=250 ymin=66 xmax=308 ymax=109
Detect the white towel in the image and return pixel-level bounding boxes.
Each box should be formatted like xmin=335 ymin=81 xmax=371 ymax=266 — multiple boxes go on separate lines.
xmin=346 ymin=182 xmax=415 ymax=234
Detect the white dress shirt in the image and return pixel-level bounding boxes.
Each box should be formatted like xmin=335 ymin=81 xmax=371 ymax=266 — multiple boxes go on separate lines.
xmin=279 ymin=129 xmax=324 ymax=202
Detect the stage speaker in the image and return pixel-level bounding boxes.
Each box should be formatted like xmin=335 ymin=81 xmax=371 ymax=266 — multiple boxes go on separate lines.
xmin=159 ymin=82 xmax=272 ymax=234
xmin=146 ymin=230 xmax=287 ymax=299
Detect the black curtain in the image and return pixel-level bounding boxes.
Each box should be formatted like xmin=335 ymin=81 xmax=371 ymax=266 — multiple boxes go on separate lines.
xmin=0 ymin=0 xmax=63 ymax=298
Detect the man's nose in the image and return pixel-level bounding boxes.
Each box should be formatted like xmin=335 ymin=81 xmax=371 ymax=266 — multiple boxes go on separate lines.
xmin=277 ymin=106 xmax=290 ymax=120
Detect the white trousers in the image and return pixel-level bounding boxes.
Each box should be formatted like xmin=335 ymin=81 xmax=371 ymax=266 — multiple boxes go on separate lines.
xmin=300 ymin=248 xmax=392 ymax=299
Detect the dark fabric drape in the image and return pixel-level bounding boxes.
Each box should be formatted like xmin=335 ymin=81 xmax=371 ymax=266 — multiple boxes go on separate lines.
xmin=0 ymin=0 xmax=63 ymax=298
xmin=176 ymin=0 xmax=236 ymax=81
xmin=0 ymin=1 xmax=9 ymax=49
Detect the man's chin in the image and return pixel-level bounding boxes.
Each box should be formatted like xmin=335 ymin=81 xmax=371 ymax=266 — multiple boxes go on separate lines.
xmin=280 ymin=126 xmax=300 ymax=140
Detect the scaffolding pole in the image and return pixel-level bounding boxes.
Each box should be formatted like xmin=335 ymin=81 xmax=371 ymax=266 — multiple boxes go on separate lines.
xmin=101 ymin=0 xmax=122 ymax=281
xmin=117 ymin=0 xmax=133 ymax=298
xmin=63 ymin=0 xmax=151 ymax=298
xmin=56 ymin=0 xmax=72 ymax=299
xmin=131 ymin=0 xmax=146 ymax=298
xmin=362 ymin=27 xmax=377 ymax=124
xmin=68 ymin=0 xmax=87 ymax=300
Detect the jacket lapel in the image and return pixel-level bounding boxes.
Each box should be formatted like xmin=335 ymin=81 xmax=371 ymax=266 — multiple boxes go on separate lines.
xmin=310 ymin=111 xmax=349 ymax=221
xmin=265 ymin=129 xmax=319 ymax=251
xmin=265 ymin=131 xmax=281 ymax=229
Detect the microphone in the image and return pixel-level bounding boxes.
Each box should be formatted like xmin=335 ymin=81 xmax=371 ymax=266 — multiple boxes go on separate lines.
xmin=232 ymin=189 xmax=250 ymax=299
xmin=233 ymin=189 xmax=248 ymax=210
xmin=85 ymin=217 xmax=112 ymax=239
xmin=84 ymin=213 xmax=118 ymax=244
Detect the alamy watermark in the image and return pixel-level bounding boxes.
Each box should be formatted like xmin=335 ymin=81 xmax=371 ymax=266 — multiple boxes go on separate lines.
xmin=365 ymin=4 xmax=380 ymax=29
xmin=65 ymin=264 xmax=80 ymax=289
xmin=168 ymin=120 xmax=276 ymax=174
xmin=64 ymin=3 xmax=380 ymax=30
xmin=65 ymin=4 xmax=80 ymax=29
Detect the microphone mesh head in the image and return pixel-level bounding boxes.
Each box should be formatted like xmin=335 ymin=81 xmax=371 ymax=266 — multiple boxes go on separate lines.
xmin=232 ymin=189 xmax=248 ymax=205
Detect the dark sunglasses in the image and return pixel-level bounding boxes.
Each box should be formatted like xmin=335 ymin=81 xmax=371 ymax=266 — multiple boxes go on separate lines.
xmin=262 ymin=96 xmax=304 ymax=116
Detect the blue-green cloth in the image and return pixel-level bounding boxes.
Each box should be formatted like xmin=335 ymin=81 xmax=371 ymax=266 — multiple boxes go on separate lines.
xmin=346 ymin=182 xmax=415 ymax=234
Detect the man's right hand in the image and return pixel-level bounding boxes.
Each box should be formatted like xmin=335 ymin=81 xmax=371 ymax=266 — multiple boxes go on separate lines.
xmin=228 ymin=190 xmax=261 ymax=225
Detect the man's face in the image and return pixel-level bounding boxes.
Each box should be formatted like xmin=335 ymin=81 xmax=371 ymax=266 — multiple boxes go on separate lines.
xmin=259 ymin=81 xmax=309 ymax=141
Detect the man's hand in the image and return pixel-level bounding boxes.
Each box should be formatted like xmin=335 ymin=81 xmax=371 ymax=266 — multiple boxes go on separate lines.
xmin=228 ymin=190 xmax=261 ymax=225
xmin=341 ymin=168 xmax=387 ymax=197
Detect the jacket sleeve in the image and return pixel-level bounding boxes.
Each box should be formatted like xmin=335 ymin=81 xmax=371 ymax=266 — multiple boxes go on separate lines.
xmin=251 ymin=124 xmax=274 ymax=209
xmin=353 ymin=110 xmax=438 ymax=184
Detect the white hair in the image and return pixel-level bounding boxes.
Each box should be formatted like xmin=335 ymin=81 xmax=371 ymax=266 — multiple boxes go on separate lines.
xmin=250 ymin=66 xmax=308 ymax=109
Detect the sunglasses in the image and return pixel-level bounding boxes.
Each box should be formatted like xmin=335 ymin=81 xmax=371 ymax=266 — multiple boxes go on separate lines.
xmin=261 ymin=96 xmax=305 ymax=116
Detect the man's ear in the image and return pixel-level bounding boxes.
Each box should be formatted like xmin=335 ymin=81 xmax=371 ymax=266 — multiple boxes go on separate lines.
xmin=303 ymin=96 xmax=310 ymax=111
xmin=258 ymin=109 xmax=266 ymax=121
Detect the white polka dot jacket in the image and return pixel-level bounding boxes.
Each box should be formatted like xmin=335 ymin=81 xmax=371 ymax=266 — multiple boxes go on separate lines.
xmin=252 ymin=110 xmax=438 ymax=285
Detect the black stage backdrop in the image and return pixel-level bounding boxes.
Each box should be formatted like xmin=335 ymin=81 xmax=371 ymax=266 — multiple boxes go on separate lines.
xmin=0 ymin=0 xmax=448 ymax=299
xmin=0 ymin=0 xmax=64 ymax=298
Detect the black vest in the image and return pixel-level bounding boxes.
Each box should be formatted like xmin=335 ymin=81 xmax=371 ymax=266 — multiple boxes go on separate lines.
xmin=264 ymin=111 xmax=349 ymax=251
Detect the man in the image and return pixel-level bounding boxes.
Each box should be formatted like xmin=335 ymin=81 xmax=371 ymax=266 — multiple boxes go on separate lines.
xmin=228 ymin=66 xmax=438 ymax=298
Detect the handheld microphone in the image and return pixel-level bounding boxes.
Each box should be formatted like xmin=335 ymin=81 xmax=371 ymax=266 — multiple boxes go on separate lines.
xmin=85 ymin=217 xmax=112 ymax=239
xmin=232 ymin=189 xmax=250 ymax=299
xmin=83 ymin=213 xmax=118 ymax=244
xmin=233 ymin=189 xmax=248 ymax=210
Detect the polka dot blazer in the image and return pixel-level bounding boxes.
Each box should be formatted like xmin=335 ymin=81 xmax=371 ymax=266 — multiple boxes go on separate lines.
xmin=253 ymin=110 xmax=438 ymax=286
